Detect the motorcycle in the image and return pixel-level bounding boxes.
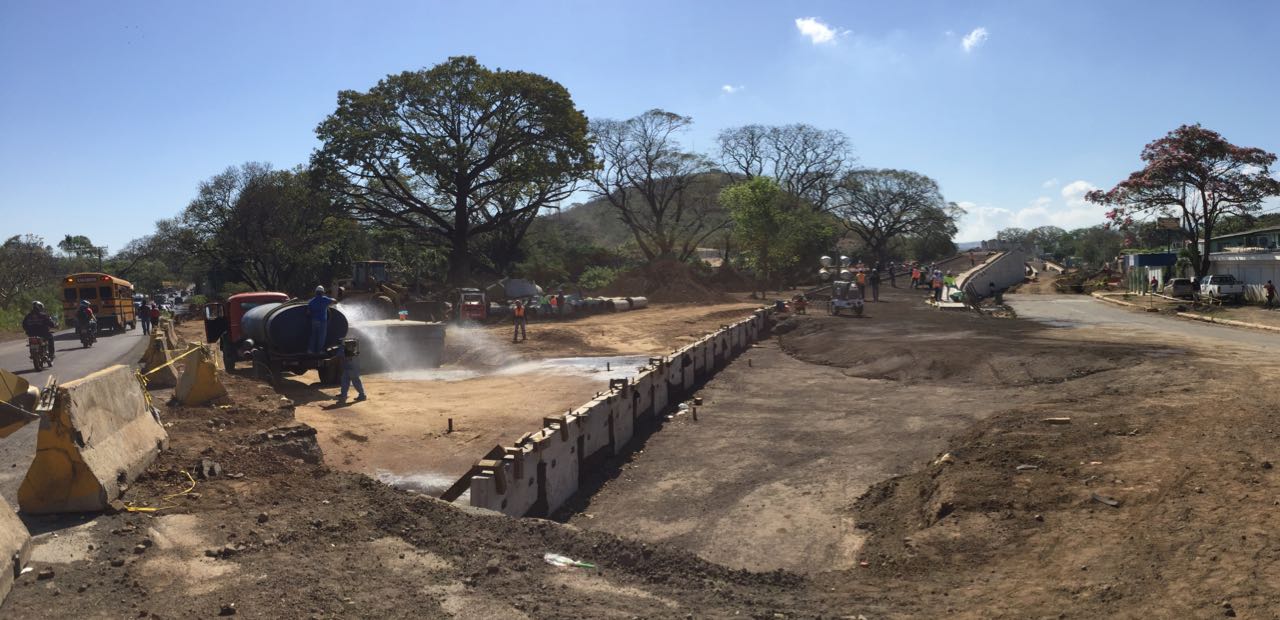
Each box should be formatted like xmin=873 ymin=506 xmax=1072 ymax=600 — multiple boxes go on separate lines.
xmin=78 ymin=319 xmax=97 ymax=348
xmin=28 ymin=336 xmax=53 ymax=371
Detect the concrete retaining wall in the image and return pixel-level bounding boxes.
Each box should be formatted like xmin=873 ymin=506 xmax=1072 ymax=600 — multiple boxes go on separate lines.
xmin=470 ymin=308 xmax=772 ymax=517
xmin=959 ymin=249 xmax=1030 ymax=299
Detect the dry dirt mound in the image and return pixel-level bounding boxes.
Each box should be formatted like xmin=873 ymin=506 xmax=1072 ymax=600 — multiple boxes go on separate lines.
xmin=603 ymin=261 xmax=730 ymax=303
xmin=778 ymin=314 xmax=1135 ymax=385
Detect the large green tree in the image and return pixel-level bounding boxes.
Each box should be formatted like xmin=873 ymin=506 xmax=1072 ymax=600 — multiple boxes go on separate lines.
xmin=834 ymin=169 xmax=960 ymax=267
xmin=179 ymin=163 xmax=353 ymax=293
xmin=720 ymin=177 xmax=834 ymax=293
xmin=313 ymin=56 xmax=595 ymax=286
xmin=1087 ymin=124 xmax=1280 ymax=277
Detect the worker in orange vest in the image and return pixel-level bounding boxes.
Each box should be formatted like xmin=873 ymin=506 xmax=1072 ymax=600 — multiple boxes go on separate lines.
xmin=512 ymin=299 xmax=528 ymax=343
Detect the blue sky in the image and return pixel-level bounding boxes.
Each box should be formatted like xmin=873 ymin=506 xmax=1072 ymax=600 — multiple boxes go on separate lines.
xmin=2 ymin=0 xmax=1278 ymax=252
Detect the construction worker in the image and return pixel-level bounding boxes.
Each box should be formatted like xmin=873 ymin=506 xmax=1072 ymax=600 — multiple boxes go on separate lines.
xmin=869 ymin=269 xmax=881 ymax=302
xmin=334 ymin=337 xmax=366 ymax=403
xmin=911 ymin=265 xmax=921 ymax=289
xmin=888 ymin=263 xmax=897 ymax=288
xmin=22 ymin=301 xmax=57 ymax=360
xmin=1265 ymin=280 xmax=1276 ymax=309
xmin=307 ymin=286 xmax=336 ymax=354
xmin=512 ymin=299 xmax=528 ymax=342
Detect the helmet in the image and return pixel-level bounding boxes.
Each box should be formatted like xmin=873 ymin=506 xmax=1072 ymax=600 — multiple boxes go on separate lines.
xmin=80 ymin=299 xmax=90 ymax=307
xmin=315 ymin=286 xmax=326 ymax=295
xmin=32 ymin=301 xmax=44 ymax=312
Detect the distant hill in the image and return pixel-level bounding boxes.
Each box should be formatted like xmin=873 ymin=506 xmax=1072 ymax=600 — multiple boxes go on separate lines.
xmin=543 ymin=196 xmax=636 ymax=248
xmin=540 ymin=172 xmax=735 ymax=250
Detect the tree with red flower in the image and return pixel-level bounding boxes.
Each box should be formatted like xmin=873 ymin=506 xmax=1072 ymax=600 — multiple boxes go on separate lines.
xmin=1086 ymin=124 xmax=1280 ymax=277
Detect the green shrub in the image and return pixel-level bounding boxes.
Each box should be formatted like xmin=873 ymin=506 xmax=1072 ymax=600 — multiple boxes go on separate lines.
xmin=578 ymin=266 xmax=620 ymax=291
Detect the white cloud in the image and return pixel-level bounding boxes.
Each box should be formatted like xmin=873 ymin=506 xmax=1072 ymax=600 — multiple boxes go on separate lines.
xmin=721 ymin=84 xmax=744 ymax=95
xmin=955 ymin=180 xmax=1108 ymax=241
xmin=795 ymin=17 xmax=846 ymax=45
xmin=962 ymin=27 xmax=988 ymax=52
xmin=1042 ymin=178 xmax=1060 ymax=189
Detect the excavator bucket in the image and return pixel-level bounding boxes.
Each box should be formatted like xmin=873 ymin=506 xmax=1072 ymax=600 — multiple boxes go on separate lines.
xmin=18 ymin=365 xmax=168 ymax=514
xmin=175 ymin=344 xmax=227 ymax=406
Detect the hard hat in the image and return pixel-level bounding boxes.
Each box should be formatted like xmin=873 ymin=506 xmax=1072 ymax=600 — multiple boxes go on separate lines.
xmin=315 ymin=286 xmax=326 ymax=295
xmin=32 ymin=301 xmax=44 ymax=311
xmin=80 ymin=299 xmax=90 ymax=307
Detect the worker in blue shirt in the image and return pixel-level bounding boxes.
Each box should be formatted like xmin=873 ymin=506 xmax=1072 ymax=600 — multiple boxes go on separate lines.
xmin=307 ymin=286 xmax=337 ymax=354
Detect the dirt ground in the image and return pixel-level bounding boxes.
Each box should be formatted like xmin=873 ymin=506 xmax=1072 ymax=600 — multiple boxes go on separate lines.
xmin=284 ymin=300 xmax=766 ymax=493
xmin=8 ymin=286 xmax=1280 ymax=617
xmin=569 ymin=285 xmax=1280 ymax=616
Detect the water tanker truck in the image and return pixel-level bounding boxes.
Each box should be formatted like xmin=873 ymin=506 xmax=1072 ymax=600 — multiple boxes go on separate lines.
xmin=203 ymin=292 xmax=346 ymax=385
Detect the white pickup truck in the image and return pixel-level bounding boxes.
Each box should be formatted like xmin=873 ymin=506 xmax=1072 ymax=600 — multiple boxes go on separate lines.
xmin=1197 ymin=274 xmax=1247 ymax=303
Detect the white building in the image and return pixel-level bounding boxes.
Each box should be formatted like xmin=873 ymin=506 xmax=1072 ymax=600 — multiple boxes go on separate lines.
xmin=1206 ymin=226 xmax=1280 ymax=302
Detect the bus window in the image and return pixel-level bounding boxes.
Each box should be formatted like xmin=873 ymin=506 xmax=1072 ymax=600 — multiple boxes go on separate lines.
xmin=79 ymin=287 xmax=98 ymax=300
xmin=64 ymin=288 xmax=78 ymax=302
xmin=100 ymin=286 xmax=114 ymax=299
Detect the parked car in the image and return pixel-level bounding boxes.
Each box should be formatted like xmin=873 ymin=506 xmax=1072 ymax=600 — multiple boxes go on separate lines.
xmin=1198 ymin=274 xmax=1246 ymax=303
xmin=1162 ymin=278 xmax=1195 ymax=299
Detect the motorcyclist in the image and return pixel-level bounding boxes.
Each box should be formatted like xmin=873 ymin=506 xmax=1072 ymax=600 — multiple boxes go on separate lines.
xmin=76 ymin=300 xmax=97 ymax=341
xmin=22 ymin=301 xmax=57 ymax=360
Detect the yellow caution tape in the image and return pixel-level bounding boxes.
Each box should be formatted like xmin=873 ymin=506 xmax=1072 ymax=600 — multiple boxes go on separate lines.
xmin=142 ymin=345 xmax=203 ymax=378
xmin=124 ymin=469 xmax=197 ymax=513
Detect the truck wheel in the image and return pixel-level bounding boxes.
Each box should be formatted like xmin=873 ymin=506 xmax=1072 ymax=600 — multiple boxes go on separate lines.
xmin=220 ymin=335 xmax=237 ymax=371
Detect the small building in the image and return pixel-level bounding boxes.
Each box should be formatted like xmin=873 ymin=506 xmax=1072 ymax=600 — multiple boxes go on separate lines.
xmin=1199 ymin=226 xmax=1280 ymax=301
xmin=1122 ymin=252 xmax=1177 ymax=294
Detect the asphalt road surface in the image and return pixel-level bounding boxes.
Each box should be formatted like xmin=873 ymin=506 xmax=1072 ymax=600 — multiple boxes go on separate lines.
xmin=1007 ymin=294 xmax=1280 ymax=351
xmin=0 ymin=326 xmax=148 ymax=507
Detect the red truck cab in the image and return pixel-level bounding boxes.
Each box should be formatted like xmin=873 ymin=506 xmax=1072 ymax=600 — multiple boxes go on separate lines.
xmin=204 ymin=292 xmax=289 ymax=368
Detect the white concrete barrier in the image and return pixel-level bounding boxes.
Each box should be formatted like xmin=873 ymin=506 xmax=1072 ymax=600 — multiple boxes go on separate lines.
xmin=469 ymin=307 xmax=772 ymax=517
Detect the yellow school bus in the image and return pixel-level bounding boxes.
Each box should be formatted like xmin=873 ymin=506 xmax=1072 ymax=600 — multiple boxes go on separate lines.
xmin=61 ymin=273 xmax=136 ymax=331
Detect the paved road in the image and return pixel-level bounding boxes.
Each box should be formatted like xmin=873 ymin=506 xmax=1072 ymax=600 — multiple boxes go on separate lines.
xmin=0 ymin=327 xmax=148 ymax=386
xmin=1007 ymin=294 xmax=1280 ymax=350
xmin=0 ymin=327 xmax=148 ymax=507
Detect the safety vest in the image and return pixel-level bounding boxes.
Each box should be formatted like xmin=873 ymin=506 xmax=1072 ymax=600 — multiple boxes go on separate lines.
xmin=514 ymin=305 xmax=526 ymax=318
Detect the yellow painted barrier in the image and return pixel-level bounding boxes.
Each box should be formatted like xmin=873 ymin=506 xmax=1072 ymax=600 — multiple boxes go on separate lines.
xmin=0 ymin=502 xmax=31 ymax=607
xmin=174 ymin=344 xmax=227 ymax=406
xmin=18 ymin=365 xmax=169 ymax=514
xmin=138 ymin=335 xmax=179 ymax=389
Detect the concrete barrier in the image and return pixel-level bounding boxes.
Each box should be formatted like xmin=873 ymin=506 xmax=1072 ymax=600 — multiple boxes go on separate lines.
xmin=18 ymin=365 xmax=170 ymax=514
xmin=174 ymin=344 xmax=227 ymax=406
xmin=0 ymin=503 xmax=31 ymax=608
xmin=468 ymin=306 xmax=772 ymax=517
xmin=138 ymin=336 xmax=178 ymax=389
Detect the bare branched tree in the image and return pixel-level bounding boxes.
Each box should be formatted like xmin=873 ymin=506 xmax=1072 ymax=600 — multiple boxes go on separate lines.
xmin=588 ymin=110 xmax=727 ymax=263
xmin=717 ymin=123 xmax=852 ymax=211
